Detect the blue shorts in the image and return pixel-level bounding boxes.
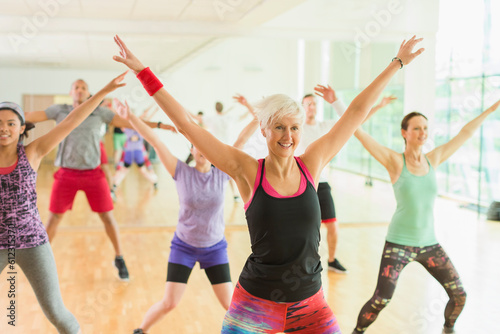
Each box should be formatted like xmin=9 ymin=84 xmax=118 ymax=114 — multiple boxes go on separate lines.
xmin=123 ymin=149 xmax=145 ymax=167
xmin=169 ymin=233 xmax=229 ymax=269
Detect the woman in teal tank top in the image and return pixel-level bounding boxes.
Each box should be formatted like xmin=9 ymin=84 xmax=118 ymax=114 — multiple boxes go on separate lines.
xmin=351 ymin=100 xmax=500 ymax=334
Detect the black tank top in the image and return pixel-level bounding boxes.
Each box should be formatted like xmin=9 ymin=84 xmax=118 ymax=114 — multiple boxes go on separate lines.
xmin=239 ymin=158 xmax=322 ymax=302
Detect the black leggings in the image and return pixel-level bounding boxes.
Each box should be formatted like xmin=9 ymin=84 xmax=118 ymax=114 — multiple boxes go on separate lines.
xmin=166 ymin=262 xmax=231 ymax=285
xmin=354 ymin=242 xmax=466 ymax=333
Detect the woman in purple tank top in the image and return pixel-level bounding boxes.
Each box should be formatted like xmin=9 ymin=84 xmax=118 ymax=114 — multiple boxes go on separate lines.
xmin=113 ymin=35 xmax=424 ymax=333
xmin=112 ymin=99 xmax=259 ymax=334
xmin=0 ymin=72 xmax=127 ymax=334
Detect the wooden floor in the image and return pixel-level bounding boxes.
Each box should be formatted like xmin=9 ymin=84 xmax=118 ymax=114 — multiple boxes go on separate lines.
xmin=1 ymin=163 xmax=499 ymax=334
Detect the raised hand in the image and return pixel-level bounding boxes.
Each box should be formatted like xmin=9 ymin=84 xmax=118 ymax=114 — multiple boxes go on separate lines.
xmin=487 ymin=98 xmax=500 ymax=112
xmin=113 ymin=35 xmax=146 ymax=74
xmin=233 ymin=94 xmax=257 ymax=120
xmin=378 ymin=95 xmax=398 ymax=108
xmin=233 ymin=94 xmax=249 ymax=107
xmin=314 ymin=84 xmax=337 ymax=104
xmin=113 ymin=98 xmax=131 ymax=120
xmin=103 ymin=71 xmax=128 ymax=93
xmin=396 ymin=36 xmax=425 ymax=66
xmin=161 ymin=124 xmax=178 ymax=133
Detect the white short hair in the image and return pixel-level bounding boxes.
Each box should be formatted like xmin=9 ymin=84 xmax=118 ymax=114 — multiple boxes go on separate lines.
xmin=254 ymin=94 xmax=305 ymax=130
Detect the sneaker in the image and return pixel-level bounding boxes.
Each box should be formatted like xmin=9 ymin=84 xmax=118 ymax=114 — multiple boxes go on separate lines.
xmin=442 ymin=326 xmax=455 ymax=334
xmin=133 ymin=329 xmax=144 ymax=334
xmin=114 ymin=256 xmax=129 ymax=281
xmin=110 ymin=189 xmax=117 ymax=202
xmin=328 ymin=258 xmax=348 ymax=274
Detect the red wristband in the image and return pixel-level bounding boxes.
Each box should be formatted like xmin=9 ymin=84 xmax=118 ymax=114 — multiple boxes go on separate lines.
xmin=137 ymin=67 xmax=163 ymax=96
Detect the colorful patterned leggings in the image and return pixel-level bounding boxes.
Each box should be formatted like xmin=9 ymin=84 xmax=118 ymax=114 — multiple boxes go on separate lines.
xmin=221 ymin=283 xmax=341 ymax=333
xmin=353 ymin=242 xmax=466 ymax=333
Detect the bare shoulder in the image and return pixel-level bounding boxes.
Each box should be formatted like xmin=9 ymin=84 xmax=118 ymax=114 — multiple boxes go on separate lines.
xmin=296 ymin=152 xmax=322 ymax=183
xmin=23 ymin=143 xmax=42 ymax=171
xmin=230 ymin=153 xmax=260 ymax=203
xmin=236 ymin=152 xmax=260 ymax=180
xmin=387 ymin=151 xmax=404 ymax=183
xmin=424 ymin=151 xmax=440 ymax=168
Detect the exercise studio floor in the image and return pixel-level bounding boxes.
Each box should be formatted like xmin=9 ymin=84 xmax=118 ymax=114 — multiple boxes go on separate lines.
xmin=1 ymin=163 xmax=499 ymax=334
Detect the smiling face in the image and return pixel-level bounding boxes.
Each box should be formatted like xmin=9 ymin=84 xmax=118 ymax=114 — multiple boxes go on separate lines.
xmin=262 ymin=115 xmax=302 ymax=158
xmin=0 ymin=109 xmax=25 ymax=146
xmin=401 ymin=115 xmax=428 ymax=146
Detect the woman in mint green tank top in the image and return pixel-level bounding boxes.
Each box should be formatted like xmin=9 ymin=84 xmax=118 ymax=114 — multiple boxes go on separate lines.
xmin=350 ymin=100 xmax=500 ymax=334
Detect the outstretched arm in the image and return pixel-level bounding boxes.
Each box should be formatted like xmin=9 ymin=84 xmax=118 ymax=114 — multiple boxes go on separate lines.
xmin=112 ymin=35 xmax=257 ymax=186
xmin=366 ymin=95 xmax=398 ymax=122
xmin=26 ymin=71 xmax=128 ymax=169
xmin=232 ymin=94 xmax=259 ymax=149
xmin=139 ymin=103 xmax=159 ymax=121
xmin=428 ymin=99 xmax=500 ymax=167
xmin=354 ymin=127 xmax=402 ymax=182
xmin=302 ymin=37 xmax=424 ymax=181
xmin=109 ymin=111 xmax=176 ymax=132
xmin=25 ymin=110 xmax=49 ymax=123
xmin=315 ymin=84 xmax=397 ymax=122
xmin=114 ymin=99 xmax=178 ymax=177
xmin=315 ymin=84 xmax=400 ymax=180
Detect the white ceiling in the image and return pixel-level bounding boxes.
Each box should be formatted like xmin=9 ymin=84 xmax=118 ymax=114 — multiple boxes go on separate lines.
xmin=0 ymin=0 xmax=439 ymax=72
xmin=0 ymin=0 xmax=309 ymax=71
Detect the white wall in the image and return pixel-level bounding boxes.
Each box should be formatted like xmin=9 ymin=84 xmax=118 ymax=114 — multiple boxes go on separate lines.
xmin=0 ymin=67 xmax=128 ymax=103
xmin=266 ymin=0 xmax=439 ymax=118
xmin=0 ymin=65 xmax=193 ymax=159
xmin=155 ymin=36 xmax=300 ymax=154
xmin=160 ymin=37 xmax=299 ymax=113
xmin=0 ymin=0 xmax=440 ymax=160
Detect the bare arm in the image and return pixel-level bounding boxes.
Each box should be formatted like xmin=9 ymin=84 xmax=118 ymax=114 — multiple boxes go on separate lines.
xmin=314 ymin=85 xmax=401 ymax=179
xmin=26 ymin=71 xmax=128 ymax=169
xmin=109 ymin=112 xmax=176 ymax=132
xmin=315 ymin=84 xmax=397 ymax=122
xmin=232 ymin=94 xmax=259 ymax=149
xmin=139 ymin=103 xmax=158 ymax=121
xmin=302 ymin=37 xmax=424 ymax=182
xmin=112 ymin=35 xmax=257 ymax=186
xmin=427 ymin=99 xmax=500 ymax=167
xmin=25 ymin=110 xmax=49 ymax=123
xmin=365 ymin=95 xmax=398 ymax=123
xmin=114 ymin=99 xmax=178 ymax=177
xmin=353 ymin=127 xmax=402 ymax=182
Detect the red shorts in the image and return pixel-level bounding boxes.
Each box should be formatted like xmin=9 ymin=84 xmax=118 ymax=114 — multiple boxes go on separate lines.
xmin=49 ymin=167 xmax=113 ymax=213
xmin=100 ymin=141 xmax=108 ymax=164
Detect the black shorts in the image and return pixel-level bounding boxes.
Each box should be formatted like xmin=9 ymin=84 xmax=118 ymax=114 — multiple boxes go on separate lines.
xmin=166 ymin=262 xmax=231 ymax=285
xmin=317 ymin=182 xmax=336 ymax=223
